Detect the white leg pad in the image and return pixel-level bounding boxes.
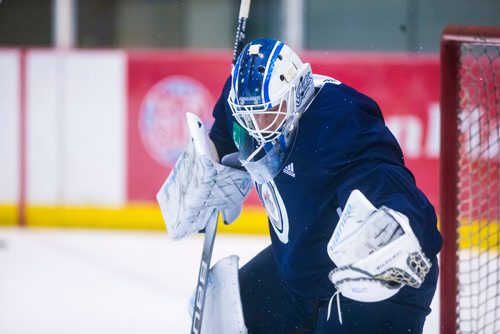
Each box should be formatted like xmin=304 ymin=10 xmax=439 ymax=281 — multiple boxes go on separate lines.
xmin=189 ymin=255 xmax=248 ymax=334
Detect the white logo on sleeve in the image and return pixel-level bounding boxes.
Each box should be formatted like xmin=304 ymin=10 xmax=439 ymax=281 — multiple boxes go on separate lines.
xmin=283 ymin=162 xmax=295 ymax=177
xmin=258 ymin=181 xmax=289 ymax=244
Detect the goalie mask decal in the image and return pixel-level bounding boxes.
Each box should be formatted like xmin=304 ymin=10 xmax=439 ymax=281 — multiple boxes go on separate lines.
xmin=258 ymin=181 xmax=289 ymax=244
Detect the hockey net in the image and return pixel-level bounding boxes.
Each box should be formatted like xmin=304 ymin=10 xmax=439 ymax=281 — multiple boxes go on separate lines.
xmin=440 ymin=25 xmax=500 ymax=334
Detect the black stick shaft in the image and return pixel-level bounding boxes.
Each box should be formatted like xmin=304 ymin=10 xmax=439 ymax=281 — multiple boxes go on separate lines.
xmin=232 ymin=0 xmax=251 ymax=65
xmin=190 ymin=210 xmax=218 ymax=334
xmin=190 ymin=1 xmax=251 ymax=333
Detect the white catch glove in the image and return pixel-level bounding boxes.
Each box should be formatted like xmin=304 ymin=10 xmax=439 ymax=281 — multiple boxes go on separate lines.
xmin=327 ymin=190 xmax=431 ymax=302
xmin=156 ymin=113 xmax=253 ymax=241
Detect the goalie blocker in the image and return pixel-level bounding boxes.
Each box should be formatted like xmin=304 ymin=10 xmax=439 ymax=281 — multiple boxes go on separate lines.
xmin=327 ymin=190 xmax=431 ymax=303
xmin=156 ymin=113 xmax=252 ymax=241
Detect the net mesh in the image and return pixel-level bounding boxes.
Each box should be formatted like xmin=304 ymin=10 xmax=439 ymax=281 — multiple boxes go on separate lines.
xmin=456 ymin=42 xmax=500 ymax=333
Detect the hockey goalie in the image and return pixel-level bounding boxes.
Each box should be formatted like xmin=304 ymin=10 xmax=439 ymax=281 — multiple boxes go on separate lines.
xmin=157 ymin=37 xmax=442 ymax=333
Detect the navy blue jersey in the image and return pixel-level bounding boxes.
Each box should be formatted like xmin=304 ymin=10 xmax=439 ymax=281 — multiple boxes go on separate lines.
xmin=209 ymin=75 xmax=442 ymax=299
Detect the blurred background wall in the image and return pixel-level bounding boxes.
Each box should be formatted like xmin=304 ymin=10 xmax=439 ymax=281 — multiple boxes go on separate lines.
xmin=0 ymin=0 xmax=498 ymax=231
xmin=0 ymin=0 xmax=498 ymax=51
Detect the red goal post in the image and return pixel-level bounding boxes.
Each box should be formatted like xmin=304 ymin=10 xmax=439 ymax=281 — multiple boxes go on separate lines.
xmin=440 ymin=25 xmax=500 ymax=334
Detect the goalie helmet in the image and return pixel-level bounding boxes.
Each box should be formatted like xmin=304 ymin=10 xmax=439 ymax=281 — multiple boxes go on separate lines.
xmin=228 ymin=38 xmax=314 ymax=144
xmin=228 ymin=38 xmax=315 ymax=183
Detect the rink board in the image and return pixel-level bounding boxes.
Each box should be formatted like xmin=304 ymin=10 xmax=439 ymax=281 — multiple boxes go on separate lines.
xmin=0 ymin=48 xmax=441 ymax=232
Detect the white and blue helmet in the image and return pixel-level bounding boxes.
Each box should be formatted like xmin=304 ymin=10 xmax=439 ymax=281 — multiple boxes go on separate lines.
xmin=228 ymin=38 xmax=314 ymax=144
xmin=228 ymin=38 xmax=315 ymax=183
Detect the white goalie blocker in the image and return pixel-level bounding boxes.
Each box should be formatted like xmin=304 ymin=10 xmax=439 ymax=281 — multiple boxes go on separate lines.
xmin=189 ymin=256 xmax=248 ymax=334
xmin=156 ymin=112 xmax=253 ymax=240
xmin=327 ymin=190 xmax=432 ymax=302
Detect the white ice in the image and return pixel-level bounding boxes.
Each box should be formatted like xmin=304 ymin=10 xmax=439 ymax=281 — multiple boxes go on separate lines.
xmin=0 ymin=228 xmax=439 ymax=333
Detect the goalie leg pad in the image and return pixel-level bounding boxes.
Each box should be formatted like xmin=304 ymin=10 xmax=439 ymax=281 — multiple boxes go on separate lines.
xmin=189 ymin=255 xmax=248 ymax=334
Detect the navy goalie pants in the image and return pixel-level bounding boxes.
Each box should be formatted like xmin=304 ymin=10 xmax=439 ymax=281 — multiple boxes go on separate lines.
xmin=238 ymin=245 xmax=438 ymax=334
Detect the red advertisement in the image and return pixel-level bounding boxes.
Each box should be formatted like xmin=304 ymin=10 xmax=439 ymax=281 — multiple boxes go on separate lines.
xmin=127 ymin=51 xmax=440 ymax=209
xmin=127 ymin=51 xmax=231 ymax=202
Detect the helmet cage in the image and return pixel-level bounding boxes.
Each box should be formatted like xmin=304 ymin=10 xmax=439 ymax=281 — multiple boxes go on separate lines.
xmin=228 ymin=84 xmax=297 ymax=144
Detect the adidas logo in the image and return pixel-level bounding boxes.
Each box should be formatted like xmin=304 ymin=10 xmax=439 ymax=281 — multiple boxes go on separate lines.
xmin=283 ymin=163 xmax=295 ymax=177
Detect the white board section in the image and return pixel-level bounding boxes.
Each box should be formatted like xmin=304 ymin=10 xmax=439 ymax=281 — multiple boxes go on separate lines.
xmin=26 ymin=51 xmax=62 ymax=205
xmin=0 ymin=50 xmax=20 ymax=204
xmin=27 ymin=51 xmax=126 ymax=206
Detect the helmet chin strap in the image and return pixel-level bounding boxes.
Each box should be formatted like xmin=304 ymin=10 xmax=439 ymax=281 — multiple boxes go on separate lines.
xmin=244 ymin=141 xmax=265 ymax=162
xmin=243 ymin=132 xmax=276 ymax=161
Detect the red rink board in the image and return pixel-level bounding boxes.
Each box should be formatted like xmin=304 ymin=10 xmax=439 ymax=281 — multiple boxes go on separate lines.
xmin=127 ymin=51 xmax=440 ymax=209
xmin=127 ymin=51 xmax=230 ymax=202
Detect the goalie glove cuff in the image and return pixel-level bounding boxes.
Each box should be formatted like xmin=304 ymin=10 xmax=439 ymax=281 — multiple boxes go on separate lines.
xmin=328 ymin=243 xmax=432 ymax=303
xmin=329 ymin=266 xmax=402 ymax=303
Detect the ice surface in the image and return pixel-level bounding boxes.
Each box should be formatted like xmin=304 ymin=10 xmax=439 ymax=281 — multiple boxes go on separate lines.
xmin=0 ymin=228 xmax=439 ymax=333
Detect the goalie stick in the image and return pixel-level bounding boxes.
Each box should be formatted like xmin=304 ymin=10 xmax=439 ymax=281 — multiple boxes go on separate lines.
xmin=190 ymin=209 xmax=218 ymax=334
xmin=232 ymin=0 xmax=251 ymax=66
xmin=190 ymin=1 xmax=251 ymax=333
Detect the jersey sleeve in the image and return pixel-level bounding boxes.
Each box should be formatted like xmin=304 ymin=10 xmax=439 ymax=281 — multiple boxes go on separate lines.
xmin=314 ymin=83 xmax=442 ymax=259
xmin=208 ymin=77 xmax=239 ymax=159
xmin=334 ymin=162 xmax=441 ymax=257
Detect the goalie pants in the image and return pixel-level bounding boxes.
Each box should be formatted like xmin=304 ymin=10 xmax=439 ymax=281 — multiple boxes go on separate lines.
xmin=239 ymin=245 xmax=438 ymax=334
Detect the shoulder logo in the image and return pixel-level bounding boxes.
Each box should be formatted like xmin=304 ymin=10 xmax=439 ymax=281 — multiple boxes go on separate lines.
xmin=283 ymin=163 xmax=295 ymax=177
